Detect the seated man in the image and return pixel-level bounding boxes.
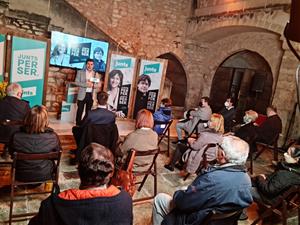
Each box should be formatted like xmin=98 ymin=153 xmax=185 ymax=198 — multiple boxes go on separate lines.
xmin=255 ymin=105 xmax=282 ymax=144
xmin=72 ymin=91 xmax=116 ymax=148
xmin=153 ymin=135 xmax=253 ymax=225
xmin=251 ymin=146 xmax=300 ymax=204
xmin=174 ymin=96 xmax=212 ymax=143
xmin=29 ymin=143 xmax=133 ymax=225
xmin=219 ymin=97 xmax=236 ymax=132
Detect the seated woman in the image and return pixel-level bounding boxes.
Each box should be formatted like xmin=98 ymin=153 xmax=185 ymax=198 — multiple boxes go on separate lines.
xmin=251 ymin=146 xmax=300 ymax=204
xmin=9 ymin=105 xmax=61 ymax=182
xmin=117 ymin=109 xmax=158 ymax=170
xmin=29 ymin=143 xmax=133 ymax=225
xmin=153 ymin=98 xmax=172 ymax=135
xmin=164 ymin=113 xmax=224 ymax=173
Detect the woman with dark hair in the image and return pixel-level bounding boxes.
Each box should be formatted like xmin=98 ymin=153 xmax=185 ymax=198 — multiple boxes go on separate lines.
xmin=93 ymin=47 xmax=106 ymax=72
xmin=29 ymin=143 xmax=133 ymax=225
xmin=107 ymin=69 xmax=124 ymax=117
xmin=9 ymin=105 xmax=61 ymax=182
xmin=133 ymin=74 xmax=152 ymax=118
xmin=117 ymin=109 xmax=158 ymax=169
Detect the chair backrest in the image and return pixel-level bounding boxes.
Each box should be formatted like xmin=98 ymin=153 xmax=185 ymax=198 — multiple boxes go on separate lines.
xmin=133 ymin=148 xmax=160 ymax=174
xmin=201 ymin=209 xmax=243 ymax=225
xmin=0 ymin=120 xmax=23 ymax=144
xmin=157 ymin=120 xmax=173 ymax=145
xmin=11 ymin=151 xmax=62 ymax=185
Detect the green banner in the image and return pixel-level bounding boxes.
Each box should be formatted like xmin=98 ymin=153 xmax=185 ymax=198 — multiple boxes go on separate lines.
xmin=0 ymin=34 xmax=5 ymax=82
xmin=10 ymin=36 xmax=47 ymax=107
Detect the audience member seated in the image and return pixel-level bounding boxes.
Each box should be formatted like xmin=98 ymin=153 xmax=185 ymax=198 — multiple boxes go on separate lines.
xmin=255 ymin=105 xmax=282 ymax=144
xmin=72 ymin=91 xmax=116 ymax=152
xmin=153 ymin=98 xmax=172 ymax=135
xmin=174 ymin=96 xmax=212 ymax=143
xmin=251 ymin=146 xmax=300 ymax=205
xmin=164 ymin=113 xmax=224 ymax=173
xmin=234 ymin=110 xmax=258 ymax=146
xmin=219 ymin=97 xmax=236 ymax=132
xmin=9 ymin=105 xmax=61 ymax=182
xmin=152 ymin=135 xmax=253 ymax=225
xmin=29 ymin=143 xmax=133 ymax=225
xmin=0 ymin=83 xmax=30 ymax=154
xmin=117 ymin=109 xmax=158 ymax=170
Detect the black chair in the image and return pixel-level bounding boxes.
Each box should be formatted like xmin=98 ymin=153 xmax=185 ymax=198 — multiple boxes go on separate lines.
xmin=254 ymin=134 xmax=283 ymax=161
xmin=251 ymin=185 xmax=300 ymax=225
xmin=132 ymin=147 xmax=160 ymax=203
xmin=9 ymin=151 xmax=62 ymax=225
xmin=201 ymin=209 xmax=243 ymax=225
xmin=156 ymin=120 xmax=173 ymax=156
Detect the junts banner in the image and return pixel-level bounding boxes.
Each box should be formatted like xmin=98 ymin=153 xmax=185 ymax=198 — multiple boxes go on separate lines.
xmin=133 ymin=58 xmax=167 ymax=118
xmin=10 ymin=36 xmax=47 ymax=107
xmin=0 ymin=34 xmax=5 ymax=82
xmin=105 ymin=52 xmax=137 ymax=117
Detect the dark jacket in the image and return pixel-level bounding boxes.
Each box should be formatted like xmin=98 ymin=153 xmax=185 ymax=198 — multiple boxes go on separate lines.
xmin=219 ymin=107 xmax=236 ymax=132
xmin=235 ymin=122 xmax=257 ymax=145
xmin=9 ymin=127 xmax=61 ymax=182
xmin=255 ymin=114 xmax=282 ymax=144
xmin=255 ymin=162 xmax=300 ymax=204
xmin=133 ymin=90 xmax=148 ymax=119
xmin=81 ymin=107 xmax=116 ymax=127
xmin=162 ymin=165 xmax=253 ymax=225
xmin=0 ymin=96 xmax=30 ymax=121
xmin=153 ymin=106 xmax=172 ymax=135
xmin=29 ymin=187 xmax=133 ymax=225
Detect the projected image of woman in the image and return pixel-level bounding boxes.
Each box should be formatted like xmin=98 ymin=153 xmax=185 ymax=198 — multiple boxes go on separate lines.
xmin=107 ymin=70 xmax=125 ymax=117
xmin=50 ymin=42 xmax=70 ymax=66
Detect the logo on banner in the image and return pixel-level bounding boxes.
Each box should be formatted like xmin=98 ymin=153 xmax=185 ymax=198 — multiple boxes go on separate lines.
xmin=12 ymin=49 xmax=45 ymax=82
xmin=143 ymin=63 xmax=160 ymax=74
xmin=62 ymin=104 xmax=71 ymax=112
xmin=22 ymin=86 xmax=36 ymax=97
xmin=113 ymin=58 xmax=131 ymax=69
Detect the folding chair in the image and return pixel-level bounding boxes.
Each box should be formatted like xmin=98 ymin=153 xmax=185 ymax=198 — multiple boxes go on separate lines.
xmin=132 ymin=147 xmax=160 ymax=203
xmin=251 ymin=185 xmax=300 ymax=225
xmin=9 ymin=151 xmax=62 ymax=225
xmin=183 ymin=143 xmax=217 ymax=181
xmin=254 ymin=134 xmax=283 ymax=161
xmin=156 ymin=120 xmax=173 ymax=156
xmin=201 ymin=208 xmax=243 ymax=225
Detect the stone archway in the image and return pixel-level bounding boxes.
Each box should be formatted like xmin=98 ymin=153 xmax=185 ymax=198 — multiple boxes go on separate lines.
xmin=210 ymin=50 xmax=273 ymax=122
xmin=157 ymin=53 xmax=187 ymax=107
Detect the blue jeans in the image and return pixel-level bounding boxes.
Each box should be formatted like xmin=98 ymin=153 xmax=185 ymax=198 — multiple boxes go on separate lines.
xmin=152 ymin=193 xmax=174 ymax=225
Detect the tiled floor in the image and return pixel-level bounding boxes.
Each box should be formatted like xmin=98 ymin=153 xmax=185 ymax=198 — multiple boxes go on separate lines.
xmin=0 ymin=118 xmax=298 ymax=225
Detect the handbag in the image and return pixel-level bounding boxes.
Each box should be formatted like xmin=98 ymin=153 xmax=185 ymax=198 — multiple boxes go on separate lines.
xmin=111 ymin=150 xmax=136 ymax=196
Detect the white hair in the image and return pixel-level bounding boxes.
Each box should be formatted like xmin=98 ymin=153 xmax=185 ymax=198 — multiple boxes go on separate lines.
xmin=6 ymin=83 xmax=22 ymax=97
xmin=221 ymin=135 xmax=249 ymax=165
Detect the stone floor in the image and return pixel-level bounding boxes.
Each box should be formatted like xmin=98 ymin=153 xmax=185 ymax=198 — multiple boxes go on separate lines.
xmin=0 ymin=129 xmax=298 ymax=224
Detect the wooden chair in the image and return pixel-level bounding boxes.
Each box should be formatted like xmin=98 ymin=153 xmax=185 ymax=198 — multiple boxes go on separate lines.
xmin=156 ymin=120 xmax=173 ymax=156
xmin=201 ymin=208 xmax=243 ymax=225
xmin=132 ymin=147 xmax=160 ymax=203
xmin=9 ymin=151 xmax=62 ymax=225
xmin=254 ymin=134 xmax=283 ymax=161
xmin=251 ymin=185 xmax=300 ymax=225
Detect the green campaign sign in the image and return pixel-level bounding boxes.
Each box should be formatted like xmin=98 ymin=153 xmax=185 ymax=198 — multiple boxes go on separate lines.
xmin=0 ymin=34 xmax=5 ymax=82
xmin=10 ymin=36 xmax=47 ymax=107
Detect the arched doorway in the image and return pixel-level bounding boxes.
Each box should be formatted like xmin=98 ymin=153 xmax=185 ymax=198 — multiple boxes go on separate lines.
xmin=157 ymin=53 xmax=187 ymax=107
xmin=210 ymin=50 xmax=273 ymax=122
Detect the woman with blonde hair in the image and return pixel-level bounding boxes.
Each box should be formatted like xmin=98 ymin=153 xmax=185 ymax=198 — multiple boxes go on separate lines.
xmin=165 ymin=113 xmax=224 ymax=173
xmin=9 ymin=105 xmax=61 ymax=182
xmin=117 ymin=109 xmax=158 ymax=169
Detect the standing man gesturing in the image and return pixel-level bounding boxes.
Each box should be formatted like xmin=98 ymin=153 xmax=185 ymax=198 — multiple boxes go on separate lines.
xmin=74 ymin=59 xmax=96 ymax=125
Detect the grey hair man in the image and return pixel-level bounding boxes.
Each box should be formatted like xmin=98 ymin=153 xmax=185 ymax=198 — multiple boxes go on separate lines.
xmin=152 ymin=135 xmax=252 ymax=225
xmin=0 ymin=82 xmax=30 ymax=121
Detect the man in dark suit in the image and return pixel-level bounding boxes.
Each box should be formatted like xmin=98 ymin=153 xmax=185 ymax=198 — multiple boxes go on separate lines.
xmin=72 ymin=91 xmax=116 ymax=150
xmin=0 ymin=82 xmax=30 ymax=121
xmin=0 ymin=82 xmax=30 ymax=156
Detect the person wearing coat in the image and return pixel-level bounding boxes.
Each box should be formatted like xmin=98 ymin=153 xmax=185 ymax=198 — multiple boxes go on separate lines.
xmin=165 ymin=113 xmax=224 ymax=173
xmin=153 ymin=98 xmax=172 ymax=135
